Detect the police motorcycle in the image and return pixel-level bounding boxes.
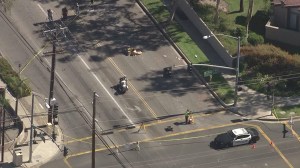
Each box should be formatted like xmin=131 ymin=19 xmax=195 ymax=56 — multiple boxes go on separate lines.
xmin=118 ymin=76 xmax=128 ymax=94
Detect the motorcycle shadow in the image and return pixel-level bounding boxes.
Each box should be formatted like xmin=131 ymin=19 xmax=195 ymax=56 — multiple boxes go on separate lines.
xmin=111 ymin=84 xmax=126 ymax=95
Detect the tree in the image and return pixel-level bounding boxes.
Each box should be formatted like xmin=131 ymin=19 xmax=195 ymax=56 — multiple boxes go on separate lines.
xmin=239 ymin=0 xmax=244 ymax=12
xmin=214 ymin=0 xmax=221 ymax=23
xmin=246 ymin=0 xmax=254 ymax=38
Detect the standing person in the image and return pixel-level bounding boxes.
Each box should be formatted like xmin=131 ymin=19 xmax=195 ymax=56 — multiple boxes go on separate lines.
xmin=62 ymin=7 xmax=68 ymax=20
xmin=135 ymin=141 xmax=140 ymax=151
xmin=76 ymin=3 xmax=79 ymax=16
xmin=91 ymin=0 xmax=94 ymax=5
xmin=47 ymin=9 xmax=53 ymax=22
xmin=185 ymin=109 xmax=190 ymax=124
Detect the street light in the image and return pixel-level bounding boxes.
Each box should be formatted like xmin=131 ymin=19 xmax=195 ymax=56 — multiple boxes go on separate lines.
xmin=203 ymin=33 xmax=240 ymax=106
xmin=29 ymin=92 xmax=48 ymax=162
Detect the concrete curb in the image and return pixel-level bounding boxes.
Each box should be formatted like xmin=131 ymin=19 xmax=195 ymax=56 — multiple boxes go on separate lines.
xmin=135 ymin=0 xmax=234 ymax=110
xmin=135 ymin=0 xmax=300 ymax=122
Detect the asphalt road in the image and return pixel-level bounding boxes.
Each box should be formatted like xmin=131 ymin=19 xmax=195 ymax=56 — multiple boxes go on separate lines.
xmin=2 ymin=0 xmax=299 ymax=168
xmin=61 ymin=120 xmax=300 ymax=168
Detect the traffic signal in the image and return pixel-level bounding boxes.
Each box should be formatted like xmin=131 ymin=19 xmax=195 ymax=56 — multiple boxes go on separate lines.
xmin=53 ymin=104 xmax=58 ymax=118
xmin=63 ymin=146 xmax=69 ymax=157
xmin=53 ymin=104 xmax=59 ymax=125
xmin=187 ymin=63 xmax=192 ymax=73
xmin=48 ymin=106 xmax=53 ymax=123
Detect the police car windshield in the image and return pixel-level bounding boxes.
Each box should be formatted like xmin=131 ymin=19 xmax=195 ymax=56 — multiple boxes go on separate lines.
xmin=227 ymin=130 xmax=236 ymax=138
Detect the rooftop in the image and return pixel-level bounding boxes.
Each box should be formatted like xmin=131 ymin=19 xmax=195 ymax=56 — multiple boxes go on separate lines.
xmin=272 ymin=0 xmax=300 ymax=7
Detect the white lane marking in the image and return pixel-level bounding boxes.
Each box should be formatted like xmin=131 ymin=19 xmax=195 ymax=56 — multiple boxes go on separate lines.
xmin=39 ymin=103 xmax=44 ymax=109
xmin=78 ymin=54 xmax=134 ymax=124
xmin=37 ymin=4 xmax=47 ymax=16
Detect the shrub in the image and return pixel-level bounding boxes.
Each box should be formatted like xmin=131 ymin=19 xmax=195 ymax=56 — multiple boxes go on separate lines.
xmin=240 ymin=44 xmax=300 ymax=96
xmin=249 ymin=10 xmax=270 ymax=35
xmin=248 ymin=32 xmax=264 ymax=45
xmin=0 ymin=58 xmax=31 ymax=98
xmin=230 ymin=27 xmax=246 ymax=38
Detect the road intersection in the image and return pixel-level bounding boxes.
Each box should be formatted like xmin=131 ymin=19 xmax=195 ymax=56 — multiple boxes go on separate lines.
xmin=0 ymin=0 xmax=299 ymax=168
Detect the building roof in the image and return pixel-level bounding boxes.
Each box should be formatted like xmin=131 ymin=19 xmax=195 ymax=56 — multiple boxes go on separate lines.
xmin=272 ymin=0 xmax=300 ymax=7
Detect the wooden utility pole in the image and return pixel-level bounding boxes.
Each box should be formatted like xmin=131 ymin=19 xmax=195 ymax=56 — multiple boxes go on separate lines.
xmin=92 ymin=92 xmax=96 ymax=168
xmin=48 ymin=41 xmax=56 ymax=123
xmin=43 ymin=24 xmax=67 ymax=124
xmin=1 ymin=107 xmax=5 ymax=162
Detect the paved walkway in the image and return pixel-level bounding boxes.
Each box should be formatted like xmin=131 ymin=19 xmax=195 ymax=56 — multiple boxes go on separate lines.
xmin=2 ymin=89 xmax=63 ymax=168
xmin=157 ymin=1 xmax=300 ymax=121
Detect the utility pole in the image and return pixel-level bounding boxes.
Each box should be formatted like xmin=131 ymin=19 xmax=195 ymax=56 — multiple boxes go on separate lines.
xmin=92 ymin=91 xmax=96 ymax=168
xmin=1 ymin=106 xmax=5 ymax=162
xmin=48 ymin=42 xmax=56 ymax=123
xmin=233 ymin=36 xmax=240 ymax=106
xmin=29 ymin=94 xmax=34 ymax=162
xmin=15 ymin=63 xmax=22 ymax=115
xmin=43 ymin=24 xmax=67 ymax=124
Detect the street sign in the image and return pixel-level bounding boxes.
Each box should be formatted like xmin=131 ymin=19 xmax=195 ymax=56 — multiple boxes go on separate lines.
xmin=204 ymin=70 xmax=213 ymax=77
xmin=204 ymin=70 xmax=218 ymax=77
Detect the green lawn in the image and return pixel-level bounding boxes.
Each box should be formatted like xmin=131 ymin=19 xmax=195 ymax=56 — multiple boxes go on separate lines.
xmin=194 ymin=0 xmax=271 ymax=55
xmin=274 ymin=104 xmax=300 ymax=118
xmin=141 ymin=0 xmax=236 ymax=104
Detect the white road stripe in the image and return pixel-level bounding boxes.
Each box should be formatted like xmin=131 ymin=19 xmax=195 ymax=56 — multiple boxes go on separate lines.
xmin=39 ymin=103 xmax=44 ymax=109
xmin=78 ymin=54 xmax=134 ymax=125
xmin=37 ymin=3 xmax=47 ymax=16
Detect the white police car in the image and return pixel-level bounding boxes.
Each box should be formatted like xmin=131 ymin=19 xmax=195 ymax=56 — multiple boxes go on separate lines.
xmin=211 ymin=127 xmax=260 ymax=149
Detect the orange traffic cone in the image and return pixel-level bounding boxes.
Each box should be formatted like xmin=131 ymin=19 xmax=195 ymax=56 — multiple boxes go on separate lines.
xmin=270 ymin=141 xmax=273 ymax=146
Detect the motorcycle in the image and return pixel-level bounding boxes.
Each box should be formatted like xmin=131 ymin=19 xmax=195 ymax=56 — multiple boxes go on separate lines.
xmin=118 ymin=76 xmax=128 ymax=94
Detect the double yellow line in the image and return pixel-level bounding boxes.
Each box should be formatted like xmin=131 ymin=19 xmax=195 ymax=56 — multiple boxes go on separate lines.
xmin=107 ymin=57 xmax=157 ymax=118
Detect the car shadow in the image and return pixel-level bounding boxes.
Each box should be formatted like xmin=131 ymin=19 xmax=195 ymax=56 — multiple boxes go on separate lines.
xmin=209 ymin=141 xmax=229 ymax=151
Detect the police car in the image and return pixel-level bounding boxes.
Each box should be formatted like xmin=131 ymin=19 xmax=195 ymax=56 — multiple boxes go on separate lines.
xmin=211 ymin=127 xmax=260 ymax=149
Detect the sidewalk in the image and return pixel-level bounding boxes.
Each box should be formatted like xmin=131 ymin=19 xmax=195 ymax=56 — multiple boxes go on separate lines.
xmin=2 ymin=90 xmax=63 ymax=168
xmin=138 ymin=0 xmax=300 ymax=121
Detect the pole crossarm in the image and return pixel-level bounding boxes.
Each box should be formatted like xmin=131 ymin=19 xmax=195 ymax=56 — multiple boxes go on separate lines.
xmin=192 ymin=63 xmax=235 ymax=71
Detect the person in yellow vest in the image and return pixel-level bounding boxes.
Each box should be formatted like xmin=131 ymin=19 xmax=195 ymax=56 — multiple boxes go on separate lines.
xmin=185 ymin=109 xmax=190 ymax=124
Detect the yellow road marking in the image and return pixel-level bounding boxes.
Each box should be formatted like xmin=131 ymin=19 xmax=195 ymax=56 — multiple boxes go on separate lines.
xmin=64 ymin=122 xmax=239 ymax=166
xmin=146 ymin=132 xmax=221 ymax=142
xmin=63 ymin=158 xmax=72 ymax=168
xmin=143 ymin=113 xmax=212 ymax=128
xmin=107 ymin=57 xmax=157 ymax=118
xmin=65 ymin=122 xmax=294 ymax=168
xmin=143 ymin=122 xmax=239 ymax=142
xmin=64 ymin=136 xmax=92 ymax=145
xmin=20 ymin=45 xmax=47 ymax=74
xmin=243 ymin=123 xmax=294 ymax=168
xmin=284 ymin=121 xmax=300 ymax=142
xmin=64 ymin=113 xmax=213 ymax=144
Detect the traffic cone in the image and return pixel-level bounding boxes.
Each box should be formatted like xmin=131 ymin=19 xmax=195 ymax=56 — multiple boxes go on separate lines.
xmin=251 ymin=144 xmax=256 ymax=149
xmin=270 ymin=141 xmax=273 ymax=146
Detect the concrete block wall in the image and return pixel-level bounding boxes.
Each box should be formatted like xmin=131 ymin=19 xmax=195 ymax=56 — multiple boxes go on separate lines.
xmin=176 ymin=0 xmax=234 ymax=67
xmin=265 ymin=21 xmax=300 ymax=47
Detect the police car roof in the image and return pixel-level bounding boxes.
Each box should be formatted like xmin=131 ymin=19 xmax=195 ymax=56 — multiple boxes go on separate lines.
xmin=231 ymin=128 xmax=248 ymax=136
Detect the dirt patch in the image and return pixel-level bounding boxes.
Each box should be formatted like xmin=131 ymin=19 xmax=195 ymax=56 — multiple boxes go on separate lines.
xmin=198 ymin=0 xmax=228 ymax=12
